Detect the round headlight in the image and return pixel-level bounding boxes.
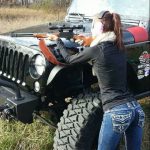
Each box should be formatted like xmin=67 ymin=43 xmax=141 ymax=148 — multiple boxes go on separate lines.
xmin=29 ymin=54 xmax=46 ymax=79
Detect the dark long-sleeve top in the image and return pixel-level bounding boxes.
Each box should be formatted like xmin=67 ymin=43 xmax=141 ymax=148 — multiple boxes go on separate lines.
xmin=57 ymin=39 xmax=133 ymax=111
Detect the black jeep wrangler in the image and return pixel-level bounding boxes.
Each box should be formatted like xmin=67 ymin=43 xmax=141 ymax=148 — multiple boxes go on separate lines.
xmin=0 ymin=0 xmax=149 ymax=149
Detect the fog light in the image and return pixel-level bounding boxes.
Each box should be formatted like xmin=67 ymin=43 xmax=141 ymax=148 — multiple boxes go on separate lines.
xmin=12 ymin=77 xmax=15 ymax=81
xmin=17 ymin=80 xmax=21 ymax=84
xmin=34 ymin=81 xmax=40 ymax=92
xmin=22 ymin=82 xmax=26 ymax=86
xmin=3 ymin=73 xmax=6 ymax=76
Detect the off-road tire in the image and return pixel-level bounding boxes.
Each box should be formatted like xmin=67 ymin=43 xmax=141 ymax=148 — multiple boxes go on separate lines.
xmin=53 ymin=91 xmax=103 ymax=150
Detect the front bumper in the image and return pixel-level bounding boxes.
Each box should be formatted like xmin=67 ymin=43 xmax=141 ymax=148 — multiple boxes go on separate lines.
xmin=0 ymin=79 xmax=39 ymax=123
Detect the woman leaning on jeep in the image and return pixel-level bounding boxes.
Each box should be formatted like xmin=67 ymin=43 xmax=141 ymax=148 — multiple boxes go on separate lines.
xmin=48 ymin=11 xmax=145 ymax=150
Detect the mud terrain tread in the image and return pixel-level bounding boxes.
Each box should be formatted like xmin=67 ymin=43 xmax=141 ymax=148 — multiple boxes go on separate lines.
xmin=53 ymin=92 xmax=103 ymax=150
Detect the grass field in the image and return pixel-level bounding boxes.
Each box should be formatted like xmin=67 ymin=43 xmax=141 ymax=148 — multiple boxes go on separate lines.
xmin=0 ymin=98 xmax=149 ymax=150
xmin=0 ymin=7 xmax=65 ymax=34
xmin=137 ymin=98 xmax=150 ymax=150
xmin=0 ymin=120 xmax=55 ymax=150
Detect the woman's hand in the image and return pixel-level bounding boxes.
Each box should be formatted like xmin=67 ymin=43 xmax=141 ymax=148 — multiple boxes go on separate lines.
xmin=47 ymin=33 xmax=59 ymax=41
xmin=73 ymin=35 xmax=93 ymax=47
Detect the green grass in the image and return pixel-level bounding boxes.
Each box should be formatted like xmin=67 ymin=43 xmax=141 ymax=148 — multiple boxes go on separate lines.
xmin=0 ymin=120 xmax=55 ymax=150
xmin=0 ymin=98 xmax=149 ymax=150
xmin=140 ymin=99 xmax=150 ymax=150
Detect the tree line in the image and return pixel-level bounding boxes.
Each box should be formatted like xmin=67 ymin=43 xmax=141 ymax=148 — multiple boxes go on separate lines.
xmin=0 ymin=0 xmax=71 ymax=8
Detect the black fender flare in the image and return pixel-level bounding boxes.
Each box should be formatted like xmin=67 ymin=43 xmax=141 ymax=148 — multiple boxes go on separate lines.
xmin=46 ymin=65 xmax=66 ymax=85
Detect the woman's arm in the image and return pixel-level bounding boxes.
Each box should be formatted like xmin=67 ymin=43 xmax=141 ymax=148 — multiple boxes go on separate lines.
xmin=57 ymin=39 xmax=95 ymax=64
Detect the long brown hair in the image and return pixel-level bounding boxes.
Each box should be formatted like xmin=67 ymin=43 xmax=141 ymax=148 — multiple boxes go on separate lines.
xmin=101 ymin=12 xmax=124 ymax=49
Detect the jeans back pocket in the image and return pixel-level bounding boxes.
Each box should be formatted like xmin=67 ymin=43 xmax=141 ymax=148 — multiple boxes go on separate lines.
xmin=111 ymin=111 xmax=132 ymax=133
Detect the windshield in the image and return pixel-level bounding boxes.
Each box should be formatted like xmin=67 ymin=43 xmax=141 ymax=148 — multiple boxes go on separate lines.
xmin=68 ymin=0 xmax=149 ymax=19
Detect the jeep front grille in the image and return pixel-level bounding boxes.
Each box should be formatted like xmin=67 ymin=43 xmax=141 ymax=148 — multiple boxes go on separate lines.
xmin=0 ymin=45 xmax=29 ymax=86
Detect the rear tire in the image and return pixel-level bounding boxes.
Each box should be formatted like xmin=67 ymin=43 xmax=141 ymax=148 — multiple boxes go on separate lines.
xmin=53 ymin=91 xmax=103 ymax=150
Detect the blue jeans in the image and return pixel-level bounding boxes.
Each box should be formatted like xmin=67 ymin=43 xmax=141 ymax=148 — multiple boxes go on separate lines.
xmin=97 ymin=101 xmax=145 ymax=150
